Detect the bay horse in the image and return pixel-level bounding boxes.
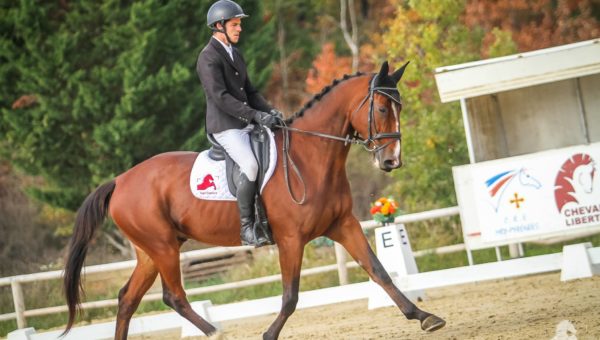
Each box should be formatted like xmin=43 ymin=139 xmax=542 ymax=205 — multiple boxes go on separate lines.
xmin=63 ymin=61 xmax=446 ymax=339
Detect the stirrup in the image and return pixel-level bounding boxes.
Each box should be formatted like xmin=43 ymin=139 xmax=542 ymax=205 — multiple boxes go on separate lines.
xmin=240 ymin=225 xmax=255 ymax=246
xmin=253 ymin=222 xmax=271 ymax=247
xmin=240 ymin=225 xmax=269 ymax=247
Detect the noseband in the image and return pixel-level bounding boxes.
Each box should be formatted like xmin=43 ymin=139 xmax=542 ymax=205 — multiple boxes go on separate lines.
xmin=276 ymin=74 xmax=402 ymax=204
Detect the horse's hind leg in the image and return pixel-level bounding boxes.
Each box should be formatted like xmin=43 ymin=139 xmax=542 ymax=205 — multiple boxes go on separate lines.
xmin=263 ymin=239 xmax=304 ymax=340
xmin=115 ymin=247 xmax=158 ymax=340
xmin=326 ymin=215 xmax=446 ymax=332
xmin=149 ymin=240 xmax=218 ymax=336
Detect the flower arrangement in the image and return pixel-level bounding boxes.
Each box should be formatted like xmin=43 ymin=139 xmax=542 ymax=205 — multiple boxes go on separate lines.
xmin=370 ymin=197 xmax=400 ymax=224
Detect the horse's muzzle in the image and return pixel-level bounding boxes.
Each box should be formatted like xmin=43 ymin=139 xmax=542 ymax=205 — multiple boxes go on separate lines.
xmin=380 ymin=158 xmax=402 ymax=172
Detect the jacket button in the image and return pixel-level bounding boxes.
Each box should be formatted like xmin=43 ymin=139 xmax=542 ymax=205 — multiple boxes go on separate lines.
xmin=235 ymin=72 xmax=239 ymax=76
xmin=243 ymin=102 xmax=247 ymax=105
xmin=240 ymin=87 xmax=243 ymax=91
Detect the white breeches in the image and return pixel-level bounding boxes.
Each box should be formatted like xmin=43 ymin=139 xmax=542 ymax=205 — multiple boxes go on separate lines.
xmin=213 ymin=125 xmax=258 ymax=181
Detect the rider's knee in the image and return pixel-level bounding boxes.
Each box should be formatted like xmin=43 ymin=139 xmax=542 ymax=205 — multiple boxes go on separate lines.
xmin=243 ymin=161 xmax=259 ymax=181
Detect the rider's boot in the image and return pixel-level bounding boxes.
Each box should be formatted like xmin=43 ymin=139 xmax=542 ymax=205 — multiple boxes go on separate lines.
xmin=254 ymin=196 xmax=274 ymax=245
xmin=236 ymin=173 xmax=268 ymax=247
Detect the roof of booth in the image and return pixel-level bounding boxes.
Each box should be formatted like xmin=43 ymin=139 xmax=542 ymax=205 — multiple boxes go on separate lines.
xmin=434 ymin=39 xmax=600 ymax=103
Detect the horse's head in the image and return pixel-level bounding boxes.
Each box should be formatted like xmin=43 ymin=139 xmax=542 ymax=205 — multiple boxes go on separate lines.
xmin=350 ymin=61 xmax=408 ymax=172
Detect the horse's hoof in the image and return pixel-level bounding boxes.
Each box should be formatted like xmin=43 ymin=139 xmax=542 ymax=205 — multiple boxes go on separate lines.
xmin=208 ymin=330 xmax=225 ymax=340
xmin=421 ymin=314 xmax=446 ymax=332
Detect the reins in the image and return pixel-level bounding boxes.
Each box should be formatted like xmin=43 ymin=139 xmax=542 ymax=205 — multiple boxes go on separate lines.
xmin=275 ymin=74 xmax=402 ymax=205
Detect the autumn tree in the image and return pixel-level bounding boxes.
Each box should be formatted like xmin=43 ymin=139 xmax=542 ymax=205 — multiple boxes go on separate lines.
xmin=371 ymin=1 xmax=478 ymax=212
xmin=376 ymin=0 xmax=600 ymax=215
xmin=305 ymin=43 xmax=353 ymax=94
xmin=464 ymin=0 xmax=600 ymax=55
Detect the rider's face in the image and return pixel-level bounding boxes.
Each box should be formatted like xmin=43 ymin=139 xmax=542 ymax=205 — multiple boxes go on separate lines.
xmin=224 ymin=18 xmax=242 ymax=44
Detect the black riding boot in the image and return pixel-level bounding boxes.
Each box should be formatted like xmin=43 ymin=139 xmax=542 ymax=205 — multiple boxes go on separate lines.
xmin=236 ymin=173 xmax=268 ymax=246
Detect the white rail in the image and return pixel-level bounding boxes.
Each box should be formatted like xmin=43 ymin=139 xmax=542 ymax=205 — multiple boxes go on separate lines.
xmin=0 ymin=206 xmax=461 ymax=330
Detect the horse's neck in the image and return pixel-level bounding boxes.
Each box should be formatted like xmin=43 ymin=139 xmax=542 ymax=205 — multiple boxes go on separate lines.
xmin=287 ymin=86 xmax=358 ymax=169
xmin=292 ymin=96 xmax=352 ymax=140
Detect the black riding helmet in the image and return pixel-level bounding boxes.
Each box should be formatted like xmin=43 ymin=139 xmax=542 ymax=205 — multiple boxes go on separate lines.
xmin=207 ymin=0 xmax=249 ymax=32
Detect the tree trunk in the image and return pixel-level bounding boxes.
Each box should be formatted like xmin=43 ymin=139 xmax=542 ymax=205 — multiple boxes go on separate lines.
xmin=340 ymin=0 xmax=359 ymax=73
xmin=276 ymin=0 xmax=289 ymax=111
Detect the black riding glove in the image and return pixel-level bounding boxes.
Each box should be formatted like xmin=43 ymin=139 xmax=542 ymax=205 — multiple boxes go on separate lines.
xmin=269 ymin=109 xmax=284 ymax=119
xmin=254 ymin=111 xmax=277 ymax=129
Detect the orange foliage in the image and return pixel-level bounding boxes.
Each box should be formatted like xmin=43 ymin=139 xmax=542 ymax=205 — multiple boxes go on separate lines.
xmin=464 ymin=0 xmax=600 ymax=53
xmin=305 ymin=42 xmax=379 ymax=95
xmin=11 ymin=94 xmax=38 ymax=109
xmin=305 ymin=43 xmax=352 ymax=95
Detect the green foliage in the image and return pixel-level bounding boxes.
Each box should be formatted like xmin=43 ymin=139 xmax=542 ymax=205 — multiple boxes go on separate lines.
xmin=487 ymin=28 xmax=519 ymax=58
xmin=0 ymin=0 xmax=277 ymax=211
xmin=376 ymin=1 xmax=515 ymax=212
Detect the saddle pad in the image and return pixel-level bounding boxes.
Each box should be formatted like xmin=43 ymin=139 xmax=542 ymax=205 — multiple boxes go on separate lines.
xmin=190 ymin=128 xmax=277 ymax=201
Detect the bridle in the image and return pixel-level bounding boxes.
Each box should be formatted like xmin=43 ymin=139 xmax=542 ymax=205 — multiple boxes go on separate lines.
xmin=276 ymin=74 xmax=402 ymax=204
xmin=277 ymin=74 xmax=402 ymax=153
xmin=362 ymin=74 xmax=403 ymax=152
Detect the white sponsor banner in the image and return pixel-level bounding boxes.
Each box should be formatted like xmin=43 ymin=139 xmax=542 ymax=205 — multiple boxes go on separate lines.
xmin=453 ymin=143 xmax=600 ymax=249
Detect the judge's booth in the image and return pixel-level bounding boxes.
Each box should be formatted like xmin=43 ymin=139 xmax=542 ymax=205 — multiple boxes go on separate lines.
xmin=434 ymin=39 xmax=600 ymax=264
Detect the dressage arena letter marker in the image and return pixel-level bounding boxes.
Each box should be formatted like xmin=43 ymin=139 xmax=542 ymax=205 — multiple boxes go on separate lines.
xmin=382 ymin=231 xmax=393 ymax=248
xmin=368 ymin=224 xmax=424 ymax=309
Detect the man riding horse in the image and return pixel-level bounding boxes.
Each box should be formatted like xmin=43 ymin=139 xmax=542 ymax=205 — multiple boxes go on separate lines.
xmin=63 ymin=1 xmax=447 ymax=338
xmin=196 ymin=0 xmax=283 ymax=247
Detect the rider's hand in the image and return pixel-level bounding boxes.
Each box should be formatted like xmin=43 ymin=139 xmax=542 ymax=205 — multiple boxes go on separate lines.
xmin=254 ymin=111 xmax=277 ymax=129
xmin=269 ymin=109 xmax=284 ymax=120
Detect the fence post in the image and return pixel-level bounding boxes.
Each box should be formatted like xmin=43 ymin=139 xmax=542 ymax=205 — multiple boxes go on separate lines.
xmin=334 ymin=243 xmax=348 ymax=285
xmin=11 ymin=280 xmax=26 ymax=329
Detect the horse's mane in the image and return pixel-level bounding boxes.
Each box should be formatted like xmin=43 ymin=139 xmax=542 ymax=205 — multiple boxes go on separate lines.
xmin=554 ymin=153 xmax=593 ymax=211
xmin=286 ymin=72 xmax=366 ymax=124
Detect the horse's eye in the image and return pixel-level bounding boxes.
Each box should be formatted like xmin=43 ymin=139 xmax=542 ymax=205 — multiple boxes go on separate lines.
xmin=378 ymin=107 xmax=387 ymax=114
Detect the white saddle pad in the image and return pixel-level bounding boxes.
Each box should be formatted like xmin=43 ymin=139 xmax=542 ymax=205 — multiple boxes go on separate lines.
xmin=189 ymin=128 xmax=277 ymax=201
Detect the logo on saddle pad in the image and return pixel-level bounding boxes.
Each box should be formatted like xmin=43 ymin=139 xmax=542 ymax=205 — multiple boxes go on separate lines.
xmin=189 ymin=128 xmax=277 ymax=201
xmin=196 ymin=174 xmax=217 ymax=191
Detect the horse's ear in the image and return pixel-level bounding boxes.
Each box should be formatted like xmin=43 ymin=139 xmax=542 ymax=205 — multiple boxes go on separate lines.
xmin=378 ymin=61 xmax=389 ymax=78
xmin=391 ymin=61 xmax=410 ymax=83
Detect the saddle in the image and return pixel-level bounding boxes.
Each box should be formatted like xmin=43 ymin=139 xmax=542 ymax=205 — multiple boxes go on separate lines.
xmin=207 ymin=125 xmax=275 ymax=245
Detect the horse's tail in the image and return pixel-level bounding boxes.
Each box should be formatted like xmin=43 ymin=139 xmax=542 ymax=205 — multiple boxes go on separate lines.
xmin=63 ymin=180 xmax=116 ymax=334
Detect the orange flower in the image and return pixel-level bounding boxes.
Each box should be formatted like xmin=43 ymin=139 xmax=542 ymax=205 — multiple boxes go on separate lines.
xmin=381 ymin=203 xmax=390 ymax=215
xmin=371 ymin=196 xmax=401 ymax=224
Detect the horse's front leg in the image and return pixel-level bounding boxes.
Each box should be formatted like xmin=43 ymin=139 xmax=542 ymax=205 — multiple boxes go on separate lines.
xmin=326 ymin=215 xmax=446 ymax=332
xmin=263 ymin=238 xmax=304 ymax=340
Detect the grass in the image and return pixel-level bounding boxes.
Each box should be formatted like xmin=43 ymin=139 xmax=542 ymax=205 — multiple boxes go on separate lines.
xmin=1 ymin=233 xmax=599 ymax=337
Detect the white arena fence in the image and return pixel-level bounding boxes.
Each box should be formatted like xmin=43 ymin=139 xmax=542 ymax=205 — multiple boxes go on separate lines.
xmin=4 ymin=206 xmax=600 ymax=340
xmin=0 ymin=207 xmax=460 ymax=331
